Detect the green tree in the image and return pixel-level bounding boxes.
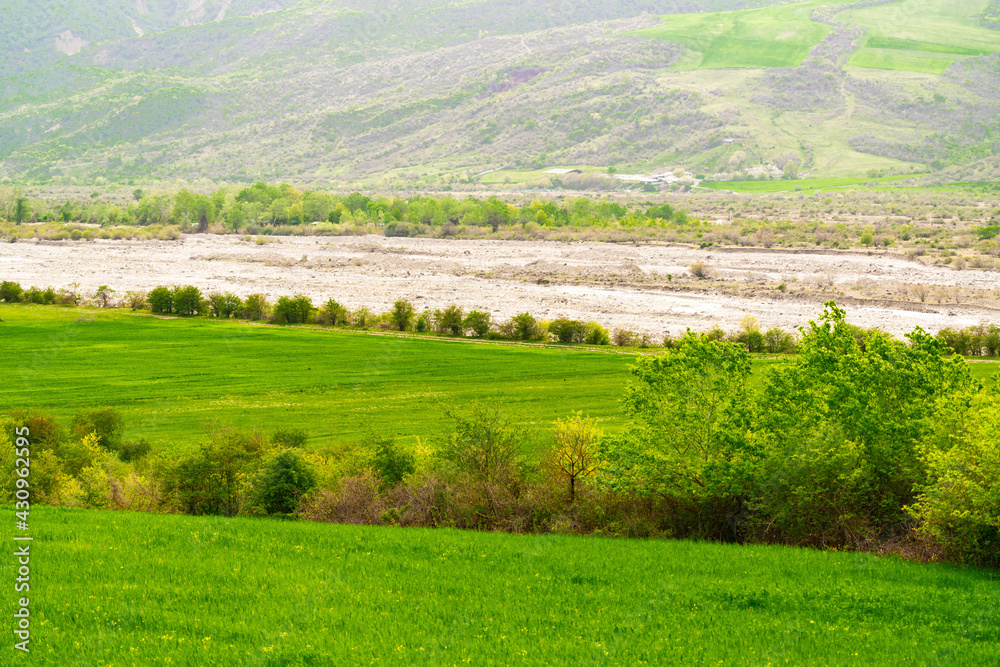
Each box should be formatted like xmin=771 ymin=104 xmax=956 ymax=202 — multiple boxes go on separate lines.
xmin=207 ymin=292 xmax=242 ymax=318
xmin=752 ymin=302 xmax=976 ymax=544
xmin=147 ymin=286 xmax=174 ymax=313
xmin=599 ymin=332 xmax=754 ymax=538
xmin=93 ymin=285 xmax=115 ymax=308
xmin=172 ymin=285 xmax=204 ymax=316
xmin=463 ymin=310 xmax=492 ymax=337
xmin=318 ymin=298 xmax=347 ymax=326
xmin=550 ymin=318 xmax=585 ymax=343
xmin=391 ymin=299 xmax=415 ymax=331
xmin=273 ymin=295 xmax=314 ymax=324
xmin=438 ymin=305 xmax=465 ymax=335
xmin=242 ymin=293 xmax=270 ymax=320
xmin=13 ymin=197 xmax=30 ymax=224
xmin=173 ymin=189 xmax=215 ymax=232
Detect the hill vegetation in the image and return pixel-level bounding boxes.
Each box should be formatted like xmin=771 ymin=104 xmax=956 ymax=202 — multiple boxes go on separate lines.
xmin=1 ymin=0 xmax=998 ymax=186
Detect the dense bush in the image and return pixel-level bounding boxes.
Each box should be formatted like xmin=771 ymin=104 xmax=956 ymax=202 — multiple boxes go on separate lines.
xmin=463 ymin=309 xmax=492 ymax=337
xmin=272 ymin=295 xmax=314 ymax=324
xmin=257 ymin=450 xmax=317 ymax=516
xmin=1 ymin=280 xmax=24 ymax=302
xmin=147 ymin=286 xmax=174 ymax=313
xmin=172 ymin=285 xmax=204 ymax=316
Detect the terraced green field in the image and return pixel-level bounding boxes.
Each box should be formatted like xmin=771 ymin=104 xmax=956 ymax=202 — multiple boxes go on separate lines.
xmin=844 ymin=0 xmax=1000 ymax=73
xmin=6 ymin=505 xmax=998 ymax=665
xmin=631 ymin=0 xmax=999 ymax=74
xmin=629 ymin=0 xmax=851 ymax=69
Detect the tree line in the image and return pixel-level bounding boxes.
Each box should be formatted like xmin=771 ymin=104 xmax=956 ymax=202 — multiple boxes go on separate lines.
xmin=0 ymin=183 xmax=698 ymax=235
xmin=6 ymin=278 xmax=1000 ymax=357
xmin=2 ymin=303 xmax=997 ymax=567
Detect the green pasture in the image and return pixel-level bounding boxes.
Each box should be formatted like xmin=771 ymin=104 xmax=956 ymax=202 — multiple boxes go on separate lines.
xmin=0 ymin=305 xmax=638 ymax=453
xmin=848 ymin=50 xmax=958 ymax=74
xmin=5 ymin=505 xmax=997 ymax=665
xmin=628 ymin=0 xmax=854 ymax=69
xmin=699 ymin=174 xmax=917 ymax=194
xmin=2 ymin=304 xmax=995 ymax=455
xmin=843 ymin=0 xmax=1000 ymax=73
xmin=631 ymin=0 xmax=999 ymax=74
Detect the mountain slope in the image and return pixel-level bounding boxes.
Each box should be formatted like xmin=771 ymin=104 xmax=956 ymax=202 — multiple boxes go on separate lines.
xmin=0 ymin=0 xmax=998 ymax=187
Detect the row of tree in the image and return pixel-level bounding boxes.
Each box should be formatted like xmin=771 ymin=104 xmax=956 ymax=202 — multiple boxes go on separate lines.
xmin=2 ymin=303 xmax=997 ymax=566
xmin=6 ymin=278 xmax=1000 ymax=358
xmin=1 ymin=184 xmax=699 ymax=233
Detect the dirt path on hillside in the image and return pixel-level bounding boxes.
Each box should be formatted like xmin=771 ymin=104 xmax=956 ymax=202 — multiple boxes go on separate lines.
xmin=2 ymin=234 xmax=998 ymax=336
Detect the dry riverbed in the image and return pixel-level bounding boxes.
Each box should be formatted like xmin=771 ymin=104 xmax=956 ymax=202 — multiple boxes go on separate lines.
xmin=3 ymin=234 xmax=999 ymax=336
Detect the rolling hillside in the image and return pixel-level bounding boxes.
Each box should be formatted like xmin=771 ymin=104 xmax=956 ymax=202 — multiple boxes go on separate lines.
xmin=0 ymin=0 xmax=998 ymax=187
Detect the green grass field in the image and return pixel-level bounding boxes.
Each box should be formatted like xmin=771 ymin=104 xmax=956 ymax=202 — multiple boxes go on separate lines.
xmin=0 ymin=304 xmax=640 ymax=453
xmin=843 ymin=0 xmax=1000 ymax=73
xmin=2 ymin=303 xmax=996 ymax=455
xmin=630 ymin=0 xmax=1000 ymax=74
xmin=629 ymin=0 xmax=852 ymax=69
xmin=698 ymin=174 xmax=917 ymax=193
xmin=628 ymin=0 xmax=849 ymax=69
xmin=5 ymin=505 xmax=998 ymax=665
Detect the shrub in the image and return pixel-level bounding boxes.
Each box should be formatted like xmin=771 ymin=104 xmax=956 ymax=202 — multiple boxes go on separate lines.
xmin=689 ymin=262 xmax=710 ymax=279
xmin=166 ymin=426 xmax=266 ymax=517
xmin=910 ymin=393 xmax=1000 ymax=566
xmin=463 ymin=310 xmax=492 ymax=337
xmin=763 ymin=327 xmax=796 ymax=353
xmin=0 ymin=280 xmax=24 ymax=302
xmin=117 ymin=439 xmax=152 ymax=463
xmin=367 ymin=433 xmax=416 ymax=489
xmin=318 ymin=298 xmax=347 ymax=326
xmin=550 ymin=318 xmax=585 ymax=343
xmin=257 ymin=450 xmax=317 ymax=516
xmin=124 ymin=290 xmax=148 ymax=310
xmin=584 ymin=322 xmax=611 ymax=345
xmin=71 ymin=408 xmax=124 ymax=453
xmin=352 ymin=307 xmax=374 ymax=329
xmin=147 ymin=286 xmax=174 ymax=314
xmin=242 ymin=293 xmax=270 ymax=320
xmin=612 ymin=328 xmax=635 ymax=347
xmin=415 ymin=311 xmax=432 ymax=332
xmin=509 ymin=312 xmax=547 ymax=341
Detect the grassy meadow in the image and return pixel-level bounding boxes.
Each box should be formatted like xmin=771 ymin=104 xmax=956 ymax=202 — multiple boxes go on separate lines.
xmin=628 ymin=0 xmax=851 ymax=69
xmin=3 ymin=303 xmax=998 ymax=456
xmin=0 ymin=304 xmax=642 ymax=453
xmin=844 ymin=0 xmax=1000 ymax=73
xmin=2 ymin=505 xmax=997 ymax=665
